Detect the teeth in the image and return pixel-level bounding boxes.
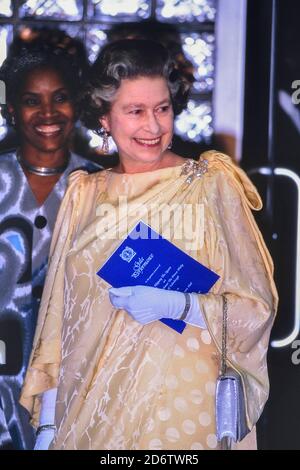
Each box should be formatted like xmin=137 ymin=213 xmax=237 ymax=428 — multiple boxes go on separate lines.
xmin=135 ymin=138 xmax=160 ymax=145
xmin=36 ymin=125 xmax=61 ymax=133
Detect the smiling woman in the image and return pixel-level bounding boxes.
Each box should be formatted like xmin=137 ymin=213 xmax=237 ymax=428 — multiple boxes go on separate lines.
xmin=81 ymin=39 xmax=190 ymax=174
xmin=0 ymin=30 xmax=88 ymax=199
xmin=13 ymin=67 xmax=77 ymax=201
xmin=21 ymin=40 xmax=277 ymax=451
xmin=0 ymin=30 xmax=101 ymax=450
xmin=16 ymin=67 xmax=76 ymax=158
xmin=100 ymin=76 xmax=176 ymax=173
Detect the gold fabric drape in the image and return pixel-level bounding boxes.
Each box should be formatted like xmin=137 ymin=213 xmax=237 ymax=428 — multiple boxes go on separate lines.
xmin=20 ymin=151 xmax=278 ymax=450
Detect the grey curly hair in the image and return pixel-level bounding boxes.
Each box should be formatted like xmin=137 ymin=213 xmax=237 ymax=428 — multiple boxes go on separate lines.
xmin=80 ymin=39 xmax=191 ymax=135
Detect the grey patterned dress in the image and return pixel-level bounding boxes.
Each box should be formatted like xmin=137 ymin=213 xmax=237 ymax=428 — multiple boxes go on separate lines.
xmin=0 ymin=150 xmax=101 ymax=449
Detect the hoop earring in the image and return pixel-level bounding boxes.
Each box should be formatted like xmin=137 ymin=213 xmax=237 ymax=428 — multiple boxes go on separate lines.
xmin=102 ymin=129 xmax=109 ymax=154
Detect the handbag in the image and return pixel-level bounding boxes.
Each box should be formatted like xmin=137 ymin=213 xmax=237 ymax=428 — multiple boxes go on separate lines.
xmin=215 ymin=295 xmax=249 ymax=449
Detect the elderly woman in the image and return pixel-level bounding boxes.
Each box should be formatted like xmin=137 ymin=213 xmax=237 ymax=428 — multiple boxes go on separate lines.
xmin=0 ymin=31 xmax=100 ymax=449
xmin=21 ymin=39 xmax=277 ymax=450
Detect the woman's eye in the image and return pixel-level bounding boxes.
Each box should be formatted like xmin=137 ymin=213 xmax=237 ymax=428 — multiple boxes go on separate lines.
xmin=157 ymin=105 xmax=170 ymax=113
xmin=55 ymin=93 xmax=69 ymax=103
xmin=129 ymin=109 xmax=142 ymax=115
xmin=23 ymin=97 xmax=39 ymax=106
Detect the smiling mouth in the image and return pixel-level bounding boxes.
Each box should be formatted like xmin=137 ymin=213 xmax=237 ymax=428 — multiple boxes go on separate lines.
xmin=34 ymin=124 xmax=63 ymax=136
xmin=134 ymin=137 xmax=161 ymax=147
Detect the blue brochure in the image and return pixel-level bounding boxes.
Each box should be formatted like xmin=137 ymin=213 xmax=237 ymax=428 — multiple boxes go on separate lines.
xmin=97 ymin=221 xmax=219 ymax=334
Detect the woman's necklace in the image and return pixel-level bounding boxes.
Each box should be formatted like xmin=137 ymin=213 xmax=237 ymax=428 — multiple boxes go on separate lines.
xmin=17 ymin=151 xmax=68 ymax=176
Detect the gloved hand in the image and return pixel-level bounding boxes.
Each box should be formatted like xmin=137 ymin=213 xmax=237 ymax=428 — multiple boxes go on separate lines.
xmin=34 ymin=387 xmax=57 ymax=451
xmin=109 ymin=285 xmax=186 ymax=325
xmin=34 ymin=427 xmax=55 ymax=450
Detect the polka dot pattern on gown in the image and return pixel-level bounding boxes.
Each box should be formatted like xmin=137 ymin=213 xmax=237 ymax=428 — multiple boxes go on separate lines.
xmin=166 ymin=427 xmax=180 ymax=443
xmin=140 ymin=328 xmax=220 ymax=450
xmin=182 ymin=420 xmax=196 ymax=435
xmin=199 ymin=411 xmax=211 ymax=427
xmin=207 ymin=434 xmax=218 ymax=449
xmin=181 ymin=367 xmax=194 ymax=382
xmin=201 ymin=330 xmax=212 ymax=344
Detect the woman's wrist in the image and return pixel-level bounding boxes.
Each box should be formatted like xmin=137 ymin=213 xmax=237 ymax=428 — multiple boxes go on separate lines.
xmin=36 ymin=424 xmax=56 ymax=436
xmin=179 ymin=293 xmax=191 ymax=320
xmin=184 ymin=293 xmax=207 ymax=329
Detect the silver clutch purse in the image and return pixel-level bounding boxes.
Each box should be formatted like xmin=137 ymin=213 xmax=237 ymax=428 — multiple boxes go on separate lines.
xmin=215 ymin=296 xmax=249 ymax=449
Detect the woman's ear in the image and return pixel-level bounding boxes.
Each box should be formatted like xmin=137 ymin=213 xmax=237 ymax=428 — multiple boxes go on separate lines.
xmin=7 ymin=103 xmax=14 ymax=115
xmin=99 ymin=116 xmax=110 ymax=133
xmin=7 ymin=103 xmax=16 ymax=126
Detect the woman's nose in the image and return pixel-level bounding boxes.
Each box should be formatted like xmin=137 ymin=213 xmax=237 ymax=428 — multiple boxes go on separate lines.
xmin=145 ymin=112 xmax=160 ymax=134
xmin=40 ymin=100 xmax=56 ymax=117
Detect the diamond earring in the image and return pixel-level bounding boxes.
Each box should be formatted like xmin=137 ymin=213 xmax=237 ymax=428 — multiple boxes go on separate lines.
xmin=102 ymin=129 xmax=109 ymax=154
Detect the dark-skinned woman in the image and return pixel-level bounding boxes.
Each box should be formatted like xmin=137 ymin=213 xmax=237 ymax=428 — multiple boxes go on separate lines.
xmin=0 ymin=30 xmax=101 ymax=449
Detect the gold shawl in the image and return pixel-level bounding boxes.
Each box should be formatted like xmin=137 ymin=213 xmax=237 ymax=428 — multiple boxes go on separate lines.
xmin=20 ymin=151 xmax=278 ymax=450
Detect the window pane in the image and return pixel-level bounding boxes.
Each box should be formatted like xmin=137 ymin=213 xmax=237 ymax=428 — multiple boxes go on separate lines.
xmin=19 ymin=0 xmax=83 ymax=20
xmin=0 ymin=0 xmax=13 ymax=17
xmin=17 ymin=24 xmax=107 ymax=65
xmin=16 ymin=23 xmax=84 ymax=46
xmin=0 ymin=25 xmax=12 ymax=67
xmin=87 ymin=0 xmax=151 ymax=22
xmin=156 ymin=0 xmax=217 ymax=23
xmin=175 ymin=99 xmax=213 ymax=143
xmin=181 ymin=32 xmax=215 ymax=93
xmin=85 ymin=28 xmax=108 ymax=63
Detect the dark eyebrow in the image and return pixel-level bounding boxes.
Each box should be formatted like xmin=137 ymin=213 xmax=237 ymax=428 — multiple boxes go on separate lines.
xmin=21 ymin=87 xmax=69 ymax=97
xmin=53 ymin=87 xmax=69 ymax=93
xmin=21 ymin=92 xmax=39 ymax=97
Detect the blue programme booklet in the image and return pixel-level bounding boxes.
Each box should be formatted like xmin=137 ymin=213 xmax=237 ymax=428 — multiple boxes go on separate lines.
xmin=97 ymin=221 xmax=219 ymax=333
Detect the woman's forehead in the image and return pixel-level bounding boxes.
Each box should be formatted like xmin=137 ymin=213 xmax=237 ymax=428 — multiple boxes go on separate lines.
xmin=113 ymin=76 xmax=170 ymax=103
xmin=21 ymin=66 xmax=68 ymax=92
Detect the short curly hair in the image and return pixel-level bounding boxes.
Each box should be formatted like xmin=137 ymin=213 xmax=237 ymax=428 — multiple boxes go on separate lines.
xmin=0 ymin=28 xmax=88 ymax=126
xmin=80 ymin=39 xmax=191 ymax=135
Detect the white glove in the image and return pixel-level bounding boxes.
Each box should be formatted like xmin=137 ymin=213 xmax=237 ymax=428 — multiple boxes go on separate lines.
xmin=34 ymin=428 xmax=56 ymax=451
xmin=109 ymin=285 xmax=185 ymax=324
xmin=34 ymin=387 xmax=57 ymax=451
xmin=109 ymin=285 xmax=206 ymax=328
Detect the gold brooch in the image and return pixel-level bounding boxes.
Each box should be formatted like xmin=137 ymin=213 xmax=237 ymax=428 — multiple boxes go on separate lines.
xmin=180 ymin=158 xmax=209 ymax=184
